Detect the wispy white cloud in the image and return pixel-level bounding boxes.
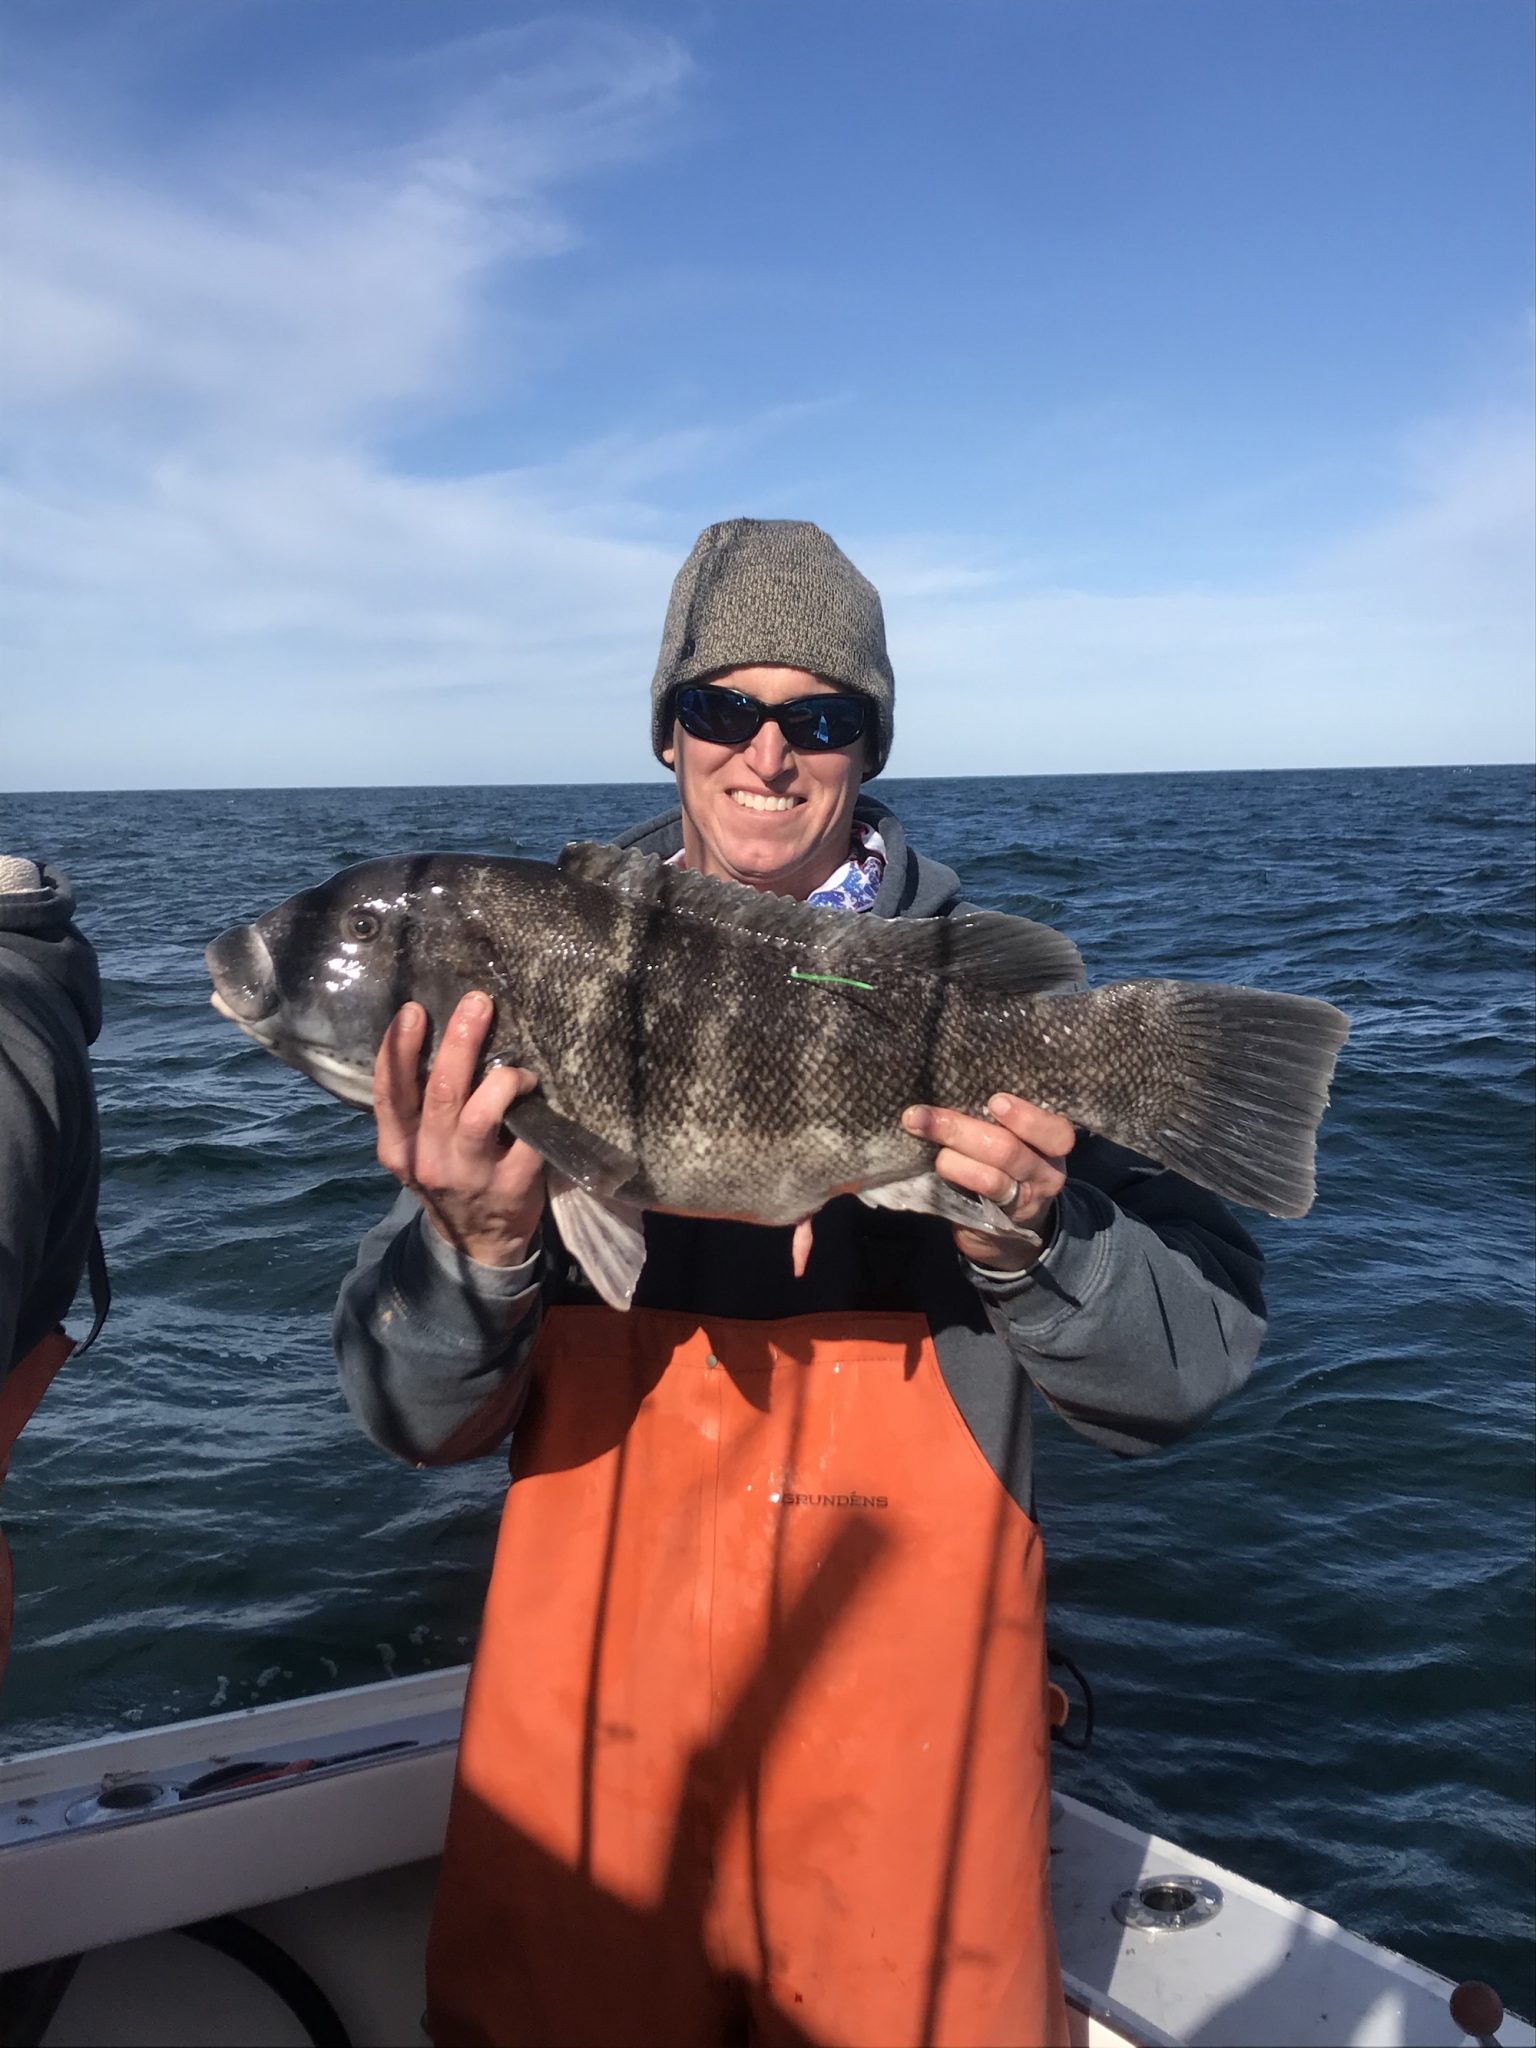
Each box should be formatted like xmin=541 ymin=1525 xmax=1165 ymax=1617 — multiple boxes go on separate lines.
xmin=0 ymin=19 xmax=708 ymax=786
xmin=0 ymin=15 xmax=1530 ymax=792
xmin=1 ymin=21 xmax=689 ymax=439
xmin=864 ymin=384 xmax=1535 ymax=774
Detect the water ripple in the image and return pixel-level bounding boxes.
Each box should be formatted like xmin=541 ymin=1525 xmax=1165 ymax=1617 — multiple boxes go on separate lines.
xmin=1 ymin=765 xmax=1531 ymax=2010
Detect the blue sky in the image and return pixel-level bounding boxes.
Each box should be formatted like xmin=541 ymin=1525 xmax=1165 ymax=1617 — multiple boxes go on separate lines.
xmin=2 ymin=0 xmax=1532 ymax=790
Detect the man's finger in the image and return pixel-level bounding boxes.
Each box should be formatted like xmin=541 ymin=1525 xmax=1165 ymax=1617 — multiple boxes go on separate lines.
xmin=931 ymin=1145 xmax=1029 ymax=1211
xmin=422 ymin=992 xmax=494 ymax=1128
xmin=457 ymin=1064 xmax=538 ymax=1149
xmin=375 ymin=1003 xmax=427 ymax=1172
xmin=902 ymin=1103 xmax=1020 ymax=1168
xmin=983 ymin=1094 xmax=1076 ymax=1160
xmin=902 ymin=1098 xmax=1075 ymax=1167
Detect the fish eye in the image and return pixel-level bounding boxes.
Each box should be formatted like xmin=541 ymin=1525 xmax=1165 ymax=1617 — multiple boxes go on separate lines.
xmin=345 ymin=909 xmax=382 ymax=943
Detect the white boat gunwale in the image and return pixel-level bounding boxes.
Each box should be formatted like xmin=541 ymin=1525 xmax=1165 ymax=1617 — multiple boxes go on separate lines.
xmin=2 ymin=1670 xmax=1529 ymax=2047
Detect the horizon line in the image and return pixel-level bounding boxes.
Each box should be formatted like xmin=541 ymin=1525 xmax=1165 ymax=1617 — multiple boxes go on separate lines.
xmin=3 ymin=760 xmax=1533 ymax=800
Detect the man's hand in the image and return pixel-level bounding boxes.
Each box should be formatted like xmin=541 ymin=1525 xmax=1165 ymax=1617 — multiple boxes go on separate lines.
xmin=900 ymin=1094 xmax=1075 ymax=1272
xmin=374 ymin=993 xmax=547 ymax=1268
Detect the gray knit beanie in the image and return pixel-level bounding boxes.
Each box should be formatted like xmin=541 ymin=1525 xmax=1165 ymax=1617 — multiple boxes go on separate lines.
xmin=650 ymin=518 xmax=894 ymax=779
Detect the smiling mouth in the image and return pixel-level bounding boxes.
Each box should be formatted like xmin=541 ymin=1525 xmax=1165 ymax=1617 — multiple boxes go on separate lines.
xmin=728 ymin=791 xmax=802 ymax=813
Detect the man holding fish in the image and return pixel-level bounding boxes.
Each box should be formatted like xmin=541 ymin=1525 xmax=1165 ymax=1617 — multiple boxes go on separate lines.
xmin=260 ymin=519 xmax=1342 ymax=2046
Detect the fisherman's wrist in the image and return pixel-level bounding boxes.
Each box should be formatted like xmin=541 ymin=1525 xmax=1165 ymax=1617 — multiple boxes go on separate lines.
xmin=968 ymin=1198 xmax=1057 ymax=1273
xmin=965 ymin=1184 xmax=1117 ymax=1318
xmin=419 ymin=1210 xmax=542 ymax=1288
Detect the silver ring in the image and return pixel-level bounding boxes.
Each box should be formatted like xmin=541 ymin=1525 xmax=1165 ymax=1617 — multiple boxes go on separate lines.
xmin=1001 ymin=1176 xmax=1021 ymax=1213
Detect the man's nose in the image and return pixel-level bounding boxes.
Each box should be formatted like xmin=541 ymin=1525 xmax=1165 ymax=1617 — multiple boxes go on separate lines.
xmin=742 ymin=717 xmax=794 ymax=778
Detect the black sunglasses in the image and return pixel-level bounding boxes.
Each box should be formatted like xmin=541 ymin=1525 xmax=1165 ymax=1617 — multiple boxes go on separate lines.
xmin=673 ymin=682 xmax=870 ymax=753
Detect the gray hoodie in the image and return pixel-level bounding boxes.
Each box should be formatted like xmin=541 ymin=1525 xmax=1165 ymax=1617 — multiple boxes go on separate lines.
xmin=334 ymin=799 xmax=1264 ymax=1503
xmin=0 ymin=863 xmax=102 ymax=1376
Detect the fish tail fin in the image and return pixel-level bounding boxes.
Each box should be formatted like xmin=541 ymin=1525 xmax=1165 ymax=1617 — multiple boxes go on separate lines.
xmin=1085 ymin=982 xmax=1350 ymax=1218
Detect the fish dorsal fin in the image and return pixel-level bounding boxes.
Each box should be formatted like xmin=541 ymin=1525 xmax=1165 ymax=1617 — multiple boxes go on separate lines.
xmin=555 ymin=842 xmax=1084 ymax=996
xmin=557 ymin=841 xmax=673 ymax=898
xmin=927 ymin=911 xmax=1085 ymax=995
xmin=557 ymin=841 xmax=846 ymax=945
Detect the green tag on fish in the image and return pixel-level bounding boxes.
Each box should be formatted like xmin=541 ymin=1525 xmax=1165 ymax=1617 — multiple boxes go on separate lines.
xmin=789 ymin=967 xmax=875 ymax=991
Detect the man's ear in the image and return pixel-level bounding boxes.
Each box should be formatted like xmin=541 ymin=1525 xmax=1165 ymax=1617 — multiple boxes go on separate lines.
xmin=661 ymin=724 xmax=677 ymax=769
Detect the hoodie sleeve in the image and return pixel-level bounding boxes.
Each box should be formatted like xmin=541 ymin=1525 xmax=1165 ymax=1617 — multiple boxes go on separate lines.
xmin=0 ymin=877 xmax=101 ymax=1376
xmin=965 ymin=1135 xmax=1266 ymax=1457
xmin=333 ymin=1188 xmax=545 ymax=1464
xmin=0 ymin=1018 xmax=61 ymax=1374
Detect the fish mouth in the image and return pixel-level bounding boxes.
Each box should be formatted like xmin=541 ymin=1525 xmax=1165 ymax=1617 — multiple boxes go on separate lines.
xmin=206 ymin=921 xmax=373 ymax=1108
xmin=207 ymin=992 xmax=374 ymax=1109
xmin=205 ymin=922 xmax=283 ymax=1022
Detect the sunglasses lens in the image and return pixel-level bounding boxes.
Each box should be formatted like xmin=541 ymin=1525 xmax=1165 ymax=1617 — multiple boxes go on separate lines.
xmin=675 ymin=686 xmax=759 ymax=744
xmin=779 ymin=697 xmax=868 ymax=750
xmin=673 ymin=685 xmax=868 ymax=751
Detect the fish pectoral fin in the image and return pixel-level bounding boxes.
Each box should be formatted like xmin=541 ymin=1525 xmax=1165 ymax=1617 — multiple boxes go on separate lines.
xmin=502 ymin=1097 xmax=641 ymax=1200
xmin=547 ymin=1175 xmax=647 ymax=1311
xmin=790 ymin=1215 xmax=815 ymax=1278
xmin=857 ymin=1172 xmax=1032 ymax=1241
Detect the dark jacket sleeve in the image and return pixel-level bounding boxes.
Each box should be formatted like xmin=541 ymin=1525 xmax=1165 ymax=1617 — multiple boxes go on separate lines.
xmin=0 ymin=955 xmax=100 ymax=1375
xmin=333 ymin=1188 xmax=544 ymax=1464
xmin=0 ymin=1022 xmax=61 ymax=1373
xmin=966 ymin=1135 xmax=1266 ymax=1458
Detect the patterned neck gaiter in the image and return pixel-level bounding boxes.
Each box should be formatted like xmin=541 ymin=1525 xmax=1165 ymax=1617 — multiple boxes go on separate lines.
xmin=805 ymin=820 xmax=886 ymax=912
xmin=668 ymin=820 xmax=886 ymax=914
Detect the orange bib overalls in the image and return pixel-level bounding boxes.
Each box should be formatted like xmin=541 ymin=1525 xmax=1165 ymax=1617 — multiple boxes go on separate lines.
xmin=428 ymin=1306 xmax=1067 ymax=2048
xmin=0 ymin=1327 xmax=74 ymax=1687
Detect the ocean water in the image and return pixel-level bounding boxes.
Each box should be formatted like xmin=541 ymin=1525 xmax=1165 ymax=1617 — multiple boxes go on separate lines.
xmin=1 ymin=766 xmax=1532 ymax=2014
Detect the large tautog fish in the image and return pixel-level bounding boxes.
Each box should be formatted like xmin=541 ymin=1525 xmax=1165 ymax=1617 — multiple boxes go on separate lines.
xmin=206 ymin=843 xmax=1349 ymax=1309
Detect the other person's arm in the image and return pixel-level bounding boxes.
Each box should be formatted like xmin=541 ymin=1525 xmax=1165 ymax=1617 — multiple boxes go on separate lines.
xmin=0 ymin=1028 xmax=57 ymax=1373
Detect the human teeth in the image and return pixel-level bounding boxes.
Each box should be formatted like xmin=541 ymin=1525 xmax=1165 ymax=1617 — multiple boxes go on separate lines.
xmin=729 ymin=792 xmax=798 ymax=812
